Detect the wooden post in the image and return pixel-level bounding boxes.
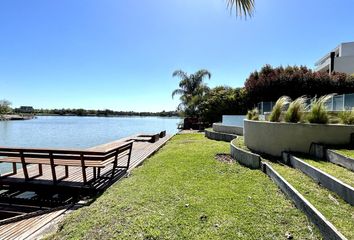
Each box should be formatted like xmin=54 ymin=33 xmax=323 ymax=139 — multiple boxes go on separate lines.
xmin=49 ymin=152 xmax=57 ymax=184
xmin=111 ymin=150 xmax=119 ymax=179
xmin=38 ymin=164 xmax=43 ymax=176
xmin=19 ymin=151 xmax=29 ymax=180
xmin=126 ymin=143 xmax=133 ymax=170
xmin=93 ymin=167 xmax=97 ymax=179
xmin=97 ymin=168 xmax=101 ymax=178
xmin=12 ymin=163 xmax=17 ymax=175
xmin=64 ymin=165 xmax=69 ymax=179
xmin=80 ymin=153 xmax=87 ymax=184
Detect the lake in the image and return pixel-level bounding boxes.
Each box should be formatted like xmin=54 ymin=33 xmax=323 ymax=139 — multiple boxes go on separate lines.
xmin=0 ymin=116 xmax=181 ymax=173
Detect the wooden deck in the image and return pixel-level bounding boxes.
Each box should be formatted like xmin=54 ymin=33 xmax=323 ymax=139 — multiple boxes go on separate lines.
xmin=0 ymin=134 xmax=172 ymax=239
xmin=0 ymin=134 xmax=171 ymax=193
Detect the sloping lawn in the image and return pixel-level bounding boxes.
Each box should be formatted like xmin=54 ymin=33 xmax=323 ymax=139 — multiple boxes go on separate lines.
xmin=300 ymin=157 xmax=354 ymax=187
xmin=50 ymin=134 xmax=320 ymax=239
xmin=334 ymin=149 xmax=354 ymax=159
xmin=268 ymin=161 xmax=354 ymax=239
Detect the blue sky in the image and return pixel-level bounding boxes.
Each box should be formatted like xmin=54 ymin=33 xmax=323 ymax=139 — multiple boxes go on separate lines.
xmin=1 ymin=0 xmax=354 ymax=111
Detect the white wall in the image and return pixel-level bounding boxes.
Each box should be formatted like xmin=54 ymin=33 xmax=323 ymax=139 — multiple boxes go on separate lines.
xmin=334 ymin=57 xmax=354 ymax=74
xmin=340 ymin=42 xmax=354 ymax=57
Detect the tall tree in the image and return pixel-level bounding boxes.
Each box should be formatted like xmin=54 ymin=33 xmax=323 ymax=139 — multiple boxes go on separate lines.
xmin=172 ymin=69 xmax=211 ymax=117
xmin=227 ymin=0 xmax=255 ymax=17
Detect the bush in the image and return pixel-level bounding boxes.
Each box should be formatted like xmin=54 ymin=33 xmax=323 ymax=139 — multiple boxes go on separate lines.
xmin=307 ymin=95 xmax=333 ymax=124
xmin=246 ymin=108 xmax=259 ymax=121
xmin=339 ymin=109 xmax=354 ymax=124
xmin=269 ymin=96 xmax=291 ymax=122
xmin=199 ymin=86 xmax=247 ymax=123
xmin=245 ymin=65 xmax=353 ymax=105
xmin=284 ymin=96 xmax=307 ymax=123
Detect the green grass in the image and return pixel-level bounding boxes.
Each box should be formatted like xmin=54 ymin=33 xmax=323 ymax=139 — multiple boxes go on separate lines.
xmin=299 ymin=157 xmax=354 ymax=187
xmin=49 ymin=134 xmax=320 ymax=240
xmin=231 ymin=136 xmax=249 ymax=151
xmin=267 ymin=161 xmax=354 ymax=239
xmin=333 ymin=149 xmax=354 ymax=159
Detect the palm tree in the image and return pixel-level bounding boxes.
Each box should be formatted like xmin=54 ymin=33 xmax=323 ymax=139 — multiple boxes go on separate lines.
xmin=172 ymin=69 xmax=211 ymax=117
xmin=227 ymin=0 xmax=255 ymax=17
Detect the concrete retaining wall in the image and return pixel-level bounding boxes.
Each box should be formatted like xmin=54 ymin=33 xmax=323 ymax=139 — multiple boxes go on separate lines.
xmin=244 ymin=120 xmax=354 ymax=157
xmin=326 ymin=150 xmax=354 ymax=172
xmin=230 ymin=141 xmax=261 ymax=169
xmin=205 ymin=129 xmax=237 ymax=142
xmin=212 ymin=123 xmax=243 ymax=136
xmin=262 ymin=162 xmax=346 ymax=240
xmin=288 ymin=155 xmax=354 ymax=206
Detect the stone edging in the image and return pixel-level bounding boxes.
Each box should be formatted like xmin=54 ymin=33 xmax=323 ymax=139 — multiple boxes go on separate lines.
xmin=230 ymin=141 xmax=261 ymax=169
xmin=284 ymin=154 xmax=354 ymax=206
xmin=262 ymin=162 xmax=347 ymax=240
xmin=205 ymin=129 xmax=237 ymax=142
xmin=326 ymin=150 xmax=354 ymax=172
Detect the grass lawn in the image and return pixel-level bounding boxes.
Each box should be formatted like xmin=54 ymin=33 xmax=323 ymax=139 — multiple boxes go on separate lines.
xmin=49 ymin=134 xmax=320 ymax=239
xmin=299 ymin=157 xmax=354 ymax=187
xmin=333 ymin=149 xmax=354 ymax=159
xmin=268 ymin=161 xmax=354 ymax=239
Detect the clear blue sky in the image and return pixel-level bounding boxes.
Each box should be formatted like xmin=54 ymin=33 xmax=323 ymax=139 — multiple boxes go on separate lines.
xmin=1 ymin=0 xmax=354 ymax=111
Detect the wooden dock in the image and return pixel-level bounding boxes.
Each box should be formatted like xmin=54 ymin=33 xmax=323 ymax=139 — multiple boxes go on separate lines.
xmin=0 ymin=133 xmax=172 ymax=239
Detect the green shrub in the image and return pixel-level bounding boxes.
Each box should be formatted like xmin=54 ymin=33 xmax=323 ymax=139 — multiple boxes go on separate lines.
xmin=339 ymin=109 xmax=354 ymax=124
xmin=246 ymin=107 xmax=259 ymax=120
xmin=307 ymin=95 xmax=333 ymax=124
xmin=269 ymin=96 xmax=291 ymax=122
xmin=284 ymin=96 xmax=307 ymax=123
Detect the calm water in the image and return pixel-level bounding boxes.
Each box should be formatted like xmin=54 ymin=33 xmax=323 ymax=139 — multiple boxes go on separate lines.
xmin=0 ymin=116 xmax=181 ymax=173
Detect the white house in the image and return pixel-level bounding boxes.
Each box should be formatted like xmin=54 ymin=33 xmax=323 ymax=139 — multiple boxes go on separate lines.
xmin=315 ymin=42 xmax=354 ymax=75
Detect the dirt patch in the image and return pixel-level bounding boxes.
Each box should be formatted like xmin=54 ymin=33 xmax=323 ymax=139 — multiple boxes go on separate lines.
xmin=215 ymin=154 xmax=234 ymax=164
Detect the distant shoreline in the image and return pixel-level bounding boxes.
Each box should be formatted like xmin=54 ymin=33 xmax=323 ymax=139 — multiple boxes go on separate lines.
xmin=0 ymin=114 xmax=180 ymax=120
xmin=36 ymin=114 xmax=180 ymax=118
xmin=0 ymin=114 xmax=35 ymax=121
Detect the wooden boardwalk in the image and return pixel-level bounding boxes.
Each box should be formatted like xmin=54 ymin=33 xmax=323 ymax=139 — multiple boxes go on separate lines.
xmin=0 ymin=134 xmax=172 ymax=240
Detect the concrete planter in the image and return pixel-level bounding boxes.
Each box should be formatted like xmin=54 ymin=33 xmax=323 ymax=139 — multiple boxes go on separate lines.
xmin=244 ymin=120 xmax=354 ymax=157
xmin=212 ymin=123 xmax=243 ymax=136
xmin=205 ymin=129 xmax=237 ymax=142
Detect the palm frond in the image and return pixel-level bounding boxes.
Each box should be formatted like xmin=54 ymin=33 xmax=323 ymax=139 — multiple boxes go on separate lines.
xmin=172 ymin=70 xmax=189 ymax=80
xmin=172 ymin=89 xmax=186 ymax=99
xmin=227 ymin=0 xmax=255 ymax=18
xmin=195 ymin=69 xmax=211 ymax=80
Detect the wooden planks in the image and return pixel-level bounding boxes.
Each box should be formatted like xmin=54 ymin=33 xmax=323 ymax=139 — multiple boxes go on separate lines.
xmin=0 ymin=208 xmax=67 ymax=240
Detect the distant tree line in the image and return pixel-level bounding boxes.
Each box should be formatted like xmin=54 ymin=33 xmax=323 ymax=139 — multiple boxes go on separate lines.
xmin=172 ymin=66 xmax=354 ymax=124
xmin=1 ymin=100 xmax=178 ymax=117
xmin=34 ymin=108 xmax=178 ymax=117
